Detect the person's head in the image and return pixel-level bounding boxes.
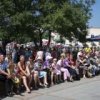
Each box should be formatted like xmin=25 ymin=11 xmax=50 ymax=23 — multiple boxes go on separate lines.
xmin=79 ymin=55 xmax=84 ymax=60
xmin=62 ymin=48 xmax=66 ymax=53
xmin=60 ymin=53 xmax=65 ymax=60
xmin=20 ymin=55 xmax=25 ymax=62
xmin=53 ymin=58 xmax=57 ymax=64
xmin=29 ymin=56 xmax=33 ymax=62
xmin=36 ymin=57 xmax=43 ymax=63
xmin=66 ymin=53 xmax=70 ymax=59
xmin=0 ymin=54 xmax=4 ymax=62
xmin=9 ymin=60 xmax=15 ymax=70
xmin=25 ymin=47 xmax=28 ymax=51
xmin=46 ymin=56 xmax=53 ymax=62
xmin=70 ymin=54 xmax=73 ymax=60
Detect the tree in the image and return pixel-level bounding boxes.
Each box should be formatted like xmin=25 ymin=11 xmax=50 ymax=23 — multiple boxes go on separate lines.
xmin=0 ymin=0 xmax=95 ymax=48
xmin=0 ymin=0 xmax=35 ymax=42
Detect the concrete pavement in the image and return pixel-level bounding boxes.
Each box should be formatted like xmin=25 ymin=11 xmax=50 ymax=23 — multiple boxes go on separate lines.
xmin=2 ymin=76 xmax=100 ymax=100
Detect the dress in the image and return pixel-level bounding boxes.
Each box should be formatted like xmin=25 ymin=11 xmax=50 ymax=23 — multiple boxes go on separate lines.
xmin=51 ymin=63 xmax=61 ymax=75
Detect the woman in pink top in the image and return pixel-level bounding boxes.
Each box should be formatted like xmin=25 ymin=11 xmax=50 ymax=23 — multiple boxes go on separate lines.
xmin=57 ymin=54 xmax=71 ymax=81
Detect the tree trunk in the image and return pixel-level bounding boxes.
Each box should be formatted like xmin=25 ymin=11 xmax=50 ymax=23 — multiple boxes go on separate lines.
xmin=39 ymin=33 xmax=43 ymax=48
xmin=47 ymin=30 xmax=51 ymax=47
xmin=33 ymin=38 xmax=38 ymax=49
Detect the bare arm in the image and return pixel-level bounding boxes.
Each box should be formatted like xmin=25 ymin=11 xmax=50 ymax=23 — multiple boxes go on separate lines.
xmin=18 ymin=62 xmax=27 ymax=76
xmin=0 ymin=69 xmax=9 ymax=76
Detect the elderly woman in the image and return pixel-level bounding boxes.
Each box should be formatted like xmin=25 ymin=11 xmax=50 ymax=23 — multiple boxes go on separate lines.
xmin=34 ymin=57 xmax=48 ymax=87
xmin=18 ymin=55 xmax=31 ymax=93
xmin=43 ymin=55 xmax=53 ymax=86
xmin=64 ymin=53 xmax=80 ymax=81
xmin=57 ymin=54 xmax=71 ymax=82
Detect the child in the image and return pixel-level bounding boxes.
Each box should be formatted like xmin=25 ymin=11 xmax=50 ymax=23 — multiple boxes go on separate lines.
xmin=51 ymin=58 xmax=62 ymax=84
xmin=8 ymin=60 xmax=20 ymax=94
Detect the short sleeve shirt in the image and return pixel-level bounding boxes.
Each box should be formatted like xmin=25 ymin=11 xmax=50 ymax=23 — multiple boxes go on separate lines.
xmin=34 ymin=62 xmax=43 ymax=71
xmin=0 ymin=61 xmax=8 ymax=71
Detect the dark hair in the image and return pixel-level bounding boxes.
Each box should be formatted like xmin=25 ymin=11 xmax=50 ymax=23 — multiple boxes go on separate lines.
xmin=29 ymin=56 xmax=33 ymax=59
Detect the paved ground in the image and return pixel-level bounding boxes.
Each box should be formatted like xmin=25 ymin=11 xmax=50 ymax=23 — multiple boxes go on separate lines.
xmin=2 ymin=76 xmax=100 ymax=100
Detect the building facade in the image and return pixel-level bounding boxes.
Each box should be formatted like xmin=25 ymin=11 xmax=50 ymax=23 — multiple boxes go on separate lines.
xmin=87 ymin=27 xmax=100 ymax=38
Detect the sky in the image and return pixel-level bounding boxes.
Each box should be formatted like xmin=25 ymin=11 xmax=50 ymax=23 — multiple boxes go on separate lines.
xmin=89 ymin=0 xmax=100 ymax=27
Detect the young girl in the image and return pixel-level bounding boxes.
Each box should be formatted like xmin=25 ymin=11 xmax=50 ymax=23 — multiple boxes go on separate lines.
xmin=51 ymin=58 xmax=62 ymax=84
xmin=8 ymin=60 xmax=20 ymax=94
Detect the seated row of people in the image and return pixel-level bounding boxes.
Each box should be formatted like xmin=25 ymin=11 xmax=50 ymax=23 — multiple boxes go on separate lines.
xmin=0 ymin=50 xmax=100 ymax=96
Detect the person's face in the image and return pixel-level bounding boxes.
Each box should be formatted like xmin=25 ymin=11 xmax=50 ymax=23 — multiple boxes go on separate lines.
xmin=20 ymin=56 xmax=25 ymax=62
xmin=0 ymin=55 xmax=4 ymax=62
xmin=70 ymin=54 xmax=73 ymax=59
xmin=61 ymin=57 xmax=64 ymax=60
xmin=53 ymin=59 xmax=57 ymax=63
xmin=80 ymin=56 xmax=83 ymax=60
xmin=29 ymin=57 xmax=33 ymax=62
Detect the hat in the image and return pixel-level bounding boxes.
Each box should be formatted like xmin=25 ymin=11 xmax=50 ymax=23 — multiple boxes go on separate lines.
xmin=53 ymin=58 xmax=57 ymax=61
xmin=36 ymin=56 xmax=43 ymax=60
xmin=46 ymin=55 xmax=53 ymax=60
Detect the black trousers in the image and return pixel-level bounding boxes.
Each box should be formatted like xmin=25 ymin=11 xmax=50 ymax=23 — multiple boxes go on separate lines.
xmin=66 ymin=67 xmax=80 ymax=80
xmin=0 ymin=75 xmax=13 ymax=95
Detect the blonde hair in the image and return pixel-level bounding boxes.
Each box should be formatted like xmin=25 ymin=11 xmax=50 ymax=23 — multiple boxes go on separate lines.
xmin=60 ymin=53 xmax=65 ymax=58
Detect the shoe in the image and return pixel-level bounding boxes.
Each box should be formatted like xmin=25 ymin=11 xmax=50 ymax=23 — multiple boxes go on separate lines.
xmin=34 ymin=87 xmax=39 ymax=90
xmin=16 ymin=90 xmax=20 ymax=95
xmin=6 ymin=93 xmax=13 ymax=97
xmin=56 ymin=81 xmax=59 ymax=84
xmin=60 ymin=80 xmax=63 ymax=83
xmin=26 ymin=90 xmax=31 ymax=94
xmin=38 ymin=85 xmax=45 ymax=88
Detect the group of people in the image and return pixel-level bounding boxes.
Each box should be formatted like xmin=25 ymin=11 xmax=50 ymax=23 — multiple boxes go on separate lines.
xmin=0 ymin=44 xmax=100 ymax=97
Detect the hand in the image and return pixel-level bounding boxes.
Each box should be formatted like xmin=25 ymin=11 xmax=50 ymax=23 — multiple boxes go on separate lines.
xmin=7 ymin=74 xmax=11 ymax=78
xmin=26 ymin=73 xmax=30 ymax=77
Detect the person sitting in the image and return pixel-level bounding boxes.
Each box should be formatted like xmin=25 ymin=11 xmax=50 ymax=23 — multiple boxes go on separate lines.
xmin=0 ymin=54 xmax=11 ymax=96
xmin=34 ymin=57 xmax=48 ymax=87
xmin=57 ymin=54 xmax=71 ymax=82
xmin=77 ymin=54 xmax=89 ymax=78
xmin=43 ymin=55 xmax=53 ymax=87
xmin=7 ymin=60 xmax=20 ymax=94
xmin=51 ymin=58 xmax=62 ymax=84
xmin=17 ymin=55 xmax=31 ymax=93
xmin=26 ymin=56 xmax=39 ymax=90
xmin=64 ymin=53 xmax=80 ymax=81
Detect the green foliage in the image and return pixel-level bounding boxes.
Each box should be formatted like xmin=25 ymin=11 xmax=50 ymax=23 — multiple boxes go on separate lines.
xmin=0 ymin=0 xmax=95 ymax=45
